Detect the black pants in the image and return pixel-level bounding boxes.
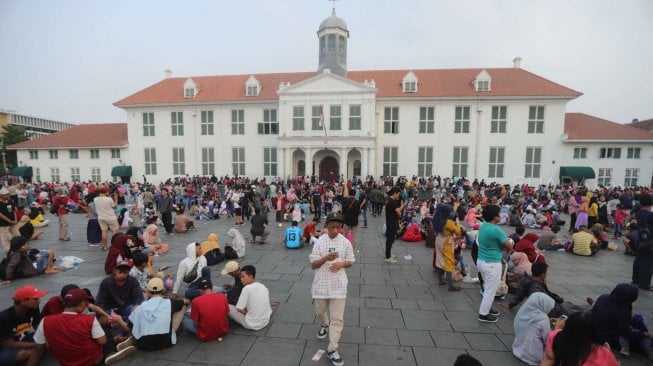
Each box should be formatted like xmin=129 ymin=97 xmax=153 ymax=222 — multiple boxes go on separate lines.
xmin=161 ymin=212 xmax=173 ymax=234
xmin=385 ymin=225 xmax=397 ymax=259
xmin=633 ymin=252 xmax=653 ymax=289
xmin=569 ymin=213 xmax=577 ymax=232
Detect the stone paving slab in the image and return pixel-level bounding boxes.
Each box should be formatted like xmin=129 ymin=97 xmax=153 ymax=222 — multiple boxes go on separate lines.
xmin=3 ymin=211 xmax=653 ymax=365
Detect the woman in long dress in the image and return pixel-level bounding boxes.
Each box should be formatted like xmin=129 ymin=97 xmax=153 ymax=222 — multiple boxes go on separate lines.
xmin=574 ymin=196 xmax=589 ymax=229
xmin=436 ymin=211 xmax=463 ymax=291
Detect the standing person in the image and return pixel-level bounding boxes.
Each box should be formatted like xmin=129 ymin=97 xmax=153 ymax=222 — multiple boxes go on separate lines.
xmin=29 ymin=289 xmax=108 ymax=366
xmin=436 ymin=212 xmax=464 ymax=291
xmin=0 ymin=286 xmax=48 ymax=365
xmin=384 ymin=188 xmax=406 ymax=263
xmin=341 ymin=195 xmax=360 ymax=247
xmin=311 ymin=187 xmax=323 ymax=221
xmin=309 ymin=212 xmax=355 ymax=366
xmin=633 ymin=194 xmax=653 ymax=290
xmin=52 ymin=189 xmax=71 ymax=241
xmin=182 ymin=278 xmax=230 ymax=342
xmin=0 ymin=187 xmax=18 ymax=253
xmin=249 ymin=208 xmax=269 ymax=244
xmin=86 ymin=201 xmax=102 ymax=247
xmin=358 ymin=186 xmax=368 ymax=228
xmin=94 ymin=187 xmax=119 ymax=251
xmin=227 ymin=265 xmax=272 ymax=330
xmin=158 ymin=188 xmax=174 ymax=235
xmin=477 ymin=205 xmax=514 ymax=323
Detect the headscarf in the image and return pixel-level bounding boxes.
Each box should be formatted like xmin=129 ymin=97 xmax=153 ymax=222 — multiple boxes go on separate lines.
xmin=514 ymin=292 xmax=555 ymax=336
xmin=609 ymin=283 xmax=638 ymax=309
xmin=201 ymin=233 xmax=220 ymax=254
xmin=143 ymin=224 xmax=160 ymax=245
xmin=433 ymin=203 xmax=453 ymax=234
xmin=510 ymin=252 xmax=532 ymax=276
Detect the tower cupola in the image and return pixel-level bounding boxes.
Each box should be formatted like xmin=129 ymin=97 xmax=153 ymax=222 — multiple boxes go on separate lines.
xmin=317 ymin=8 xmax=349 ymax=78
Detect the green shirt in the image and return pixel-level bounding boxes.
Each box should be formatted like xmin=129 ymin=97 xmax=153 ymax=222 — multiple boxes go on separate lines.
xmin=477 ymin=222 xmax=508 ymax=263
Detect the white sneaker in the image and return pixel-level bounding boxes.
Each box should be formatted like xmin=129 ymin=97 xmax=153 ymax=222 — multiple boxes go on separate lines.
xmin=105 ymin=346 xmax=137 ymax=365
xmin=384 ymin=257 xmax=398 ymax=263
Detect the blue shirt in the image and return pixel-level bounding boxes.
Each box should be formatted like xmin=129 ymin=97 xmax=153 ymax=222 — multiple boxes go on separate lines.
xmin=285 ymin=226 xmax=303 ymax=249
xmin=477 ymin=222 xmax=508 ymax=263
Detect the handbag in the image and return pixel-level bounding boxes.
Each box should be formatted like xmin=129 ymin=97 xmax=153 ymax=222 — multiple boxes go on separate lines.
xmin=182 ymin=261 xmax=199 ymax=283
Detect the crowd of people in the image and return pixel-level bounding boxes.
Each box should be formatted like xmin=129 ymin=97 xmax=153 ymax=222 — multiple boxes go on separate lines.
xmin=0 ymin=174 xmax=652 ymax=365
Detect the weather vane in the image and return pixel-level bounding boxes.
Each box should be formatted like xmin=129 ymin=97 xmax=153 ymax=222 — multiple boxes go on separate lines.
xmin=329 ymin=0 xmax=339 ymax=11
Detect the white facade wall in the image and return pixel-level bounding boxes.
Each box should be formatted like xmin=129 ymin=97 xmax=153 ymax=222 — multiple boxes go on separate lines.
xmin=17 ymin=147 xmax=124 ymax=183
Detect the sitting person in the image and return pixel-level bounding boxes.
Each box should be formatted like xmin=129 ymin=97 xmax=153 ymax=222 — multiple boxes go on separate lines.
xmin=201 ymin=233 xmax=224 ymax=265
xmin=183 ymin=278 xmax=230 ymax=341
xmin=142 ymin=224 xmax=170 ymax=254
xmin=95 ymin=260 xmax=144 ymax=322
xmin=28 ymin=204 xmax=49 ymax=227
xmin=174 ymin=208 xmax=195 ymax=233
xmin=284 ymin=221 xmax=304 ymax=249
xmin=521 ymin=209 xmax=540 ymax=228
xmin=172 ymin=242 xmax=210 ymax=301
xmin=509 ymin=226 xmax=525 ymax=245
xmin=226 ymin=228 xmax=246 ymax=259
xmin=249 ymin=208 xmax=269 ymax=244
xmin=41 ymin=284 xmax=109 ymax=318
xmin=401 ymin=220 xmax=423 ymax=242
xmin=622 ymin=223 xmax=639 ymax=255
xmin=512 ymin=293 xmax=555 ymax=365
xmin=422 ymin=218 xmax=436 ymax=248
xmin=303 ymin=216 xmax=321 ymax=246
xmin=514 ymin=233 xmax=545 ymax=263
xmin=3 ymin=236 xmax=58 ymax=282
xmin=571 ymin=225 xmax=598 ymax=256
xmin=129 ymin=252 xmax=155 ymax=291
xmin=592 ymin=283 xmax=653 ymax=359
xmin=17 ymin=215 xmax=43 ymax=241
xmin=227 ymin=265 xmax=271 ymax=330
xmin=0 ymin=286 xmax=48 ymax=365
xmin=221 ymin=261 xmax=244 ymax=306
xmin=590 ymin=223 xmax=608 ymax=250
xmin=508 ymin=209 xmax=521 ymax=227
xmin=537 ymin=225 xmax=564 ymax=251
xmin=541 ymin=311 xmax=618 ymax=366
xmin=105 ymin=231 xmax=134 ymax=274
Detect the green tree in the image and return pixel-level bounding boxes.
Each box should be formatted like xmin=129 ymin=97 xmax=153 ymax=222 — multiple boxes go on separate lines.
xmin=0 ymin=125 xmax=28 ymax=176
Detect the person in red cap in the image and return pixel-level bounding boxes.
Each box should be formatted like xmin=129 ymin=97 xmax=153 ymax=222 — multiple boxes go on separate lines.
xmin=29 ymin=288 xmax=108 ymax=366
xmin=0 ymin=285 xmax=48 ymax=365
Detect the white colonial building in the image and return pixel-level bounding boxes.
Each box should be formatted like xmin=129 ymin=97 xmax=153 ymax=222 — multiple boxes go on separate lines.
xmin=8 ymin=10 xmax=653 ymax=187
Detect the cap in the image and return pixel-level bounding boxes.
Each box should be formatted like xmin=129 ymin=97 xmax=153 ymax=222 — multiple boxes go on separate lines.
xmin=325 ymin=212 xmax=344 ymax=225
xmin=64 ymin=288 xmax=93 ymax=306
xmin=221 ymin=260 xmax=239 ymax=275
xmin=197 ymin=278 xmax=213 ymax=290
xmin=115 ymin=259 xmax=133 ymax=270
xmin=147 ymin=278 xmax=165 ymax=292
xmin=13 ymin=285 xmax=48 ymax=301
xmin=0 ymin=187 xmax=9 ymax=195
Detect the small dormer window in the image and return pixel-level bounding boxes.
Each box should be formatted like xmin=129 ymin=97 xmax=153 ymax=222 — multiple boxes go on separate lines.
xmin=402 ymin=71 xmax=418 ymax=93
xmin=245 ymin=75 xmax=261 ymax=96
xmin=473 ymin=69 xmax=492 ymax=92
xmin=183 ymin=78 xmax=198 ymax=98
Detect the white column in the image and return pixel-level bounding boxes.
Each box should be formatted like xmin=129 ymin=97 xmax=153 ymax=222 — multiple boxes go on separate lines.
xmin=285 ymin=148 xmax=292 ymax=178
xmin=369 ymin=147 xmax=376 ymax=178
xmin=279 ymin=148 xmax=286 ymax=178
xmin=339 ymin=147 xmax=347 ymax=179
xmin=361 ymin=148 xmax=368 ymax=178
xmin=306 ymin=148 xmax=314 ymax=177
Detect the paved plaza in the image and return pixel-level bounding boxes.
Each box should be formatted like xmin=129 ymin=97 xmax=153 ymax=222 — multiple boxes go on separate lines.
xmin=2 ymin=211 xmax=652 ymax=365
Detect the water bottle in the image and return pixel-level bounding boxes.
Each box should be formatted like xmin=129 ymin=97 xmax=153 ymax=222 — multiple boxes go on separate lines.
xmin=73 ymin=259 xmax=78 ymax=270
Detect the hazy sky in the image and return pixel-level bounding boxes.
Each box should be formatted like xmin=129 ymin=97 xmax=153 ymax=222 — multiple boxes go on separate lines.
xmin=1 ymin=0 xmax=651 ymax=125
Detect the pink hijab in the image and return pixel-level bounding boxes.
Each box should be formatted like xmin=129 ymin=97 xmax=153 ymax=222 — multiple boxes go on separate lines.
xmin=511 ymin=252 xmax=532 ymax=276
xmin=143 ymin=224 xmax=160 ymax=245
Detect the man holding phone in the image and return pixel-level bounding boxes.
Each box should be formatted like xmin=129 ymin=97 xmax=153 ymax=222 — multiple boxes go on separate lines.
xmin=309 ymin=212 xmax=355 ymax=366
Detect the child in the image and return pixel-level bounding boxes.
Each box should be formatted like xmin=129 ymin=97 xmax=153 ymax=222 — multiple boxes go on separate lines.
xmin=129 ymin=252 xmax=154 ymax=291
xmin=614 ymin=204 xmax=628 ymax=239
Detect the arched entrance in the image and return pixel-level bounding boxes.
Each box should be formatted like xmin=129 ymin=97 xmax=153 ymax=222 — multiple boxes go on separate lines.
xmin=319 ymin=156 xmax=339 ymax=182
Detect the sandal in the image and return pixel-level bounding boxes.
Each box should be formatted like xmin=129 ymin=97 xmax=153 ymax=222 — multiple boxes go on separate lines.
xmin=102 ymin=245 xmax=108 ymax=251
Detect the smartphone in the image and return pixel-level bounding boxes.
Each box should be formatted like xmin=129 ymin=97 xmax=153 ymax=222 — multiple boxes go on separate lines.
xmin=328 ymin=248 xmax=336 ymax=253
xmin=158 ymin=266 xmax=170 ymax=271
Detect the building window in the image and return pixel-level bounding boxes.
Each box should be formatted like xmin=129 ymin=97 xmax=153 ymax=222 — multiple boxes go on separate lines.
xmin=454 ymin=106 xmax=470 ymax=133
xmin=29 ymin=150 xmax=38 ymax=159
xmin=90 ymin=149 xmax=99 ymax=159
xmin=338 ymin=35 xmax=346 ymax=54
xmin=327 ymin=34 xmax=336 ymax=52
xmin=573 ymin=147 xmax=587 ymax=159
xmin=353 ymin=160 xmax=361 ymax=176
xmin=172 ymin=147 xmax=185 ymax=175
xmin=91 ymin=167 xmax=101 ymax=182
xmin=111 ymin=149 xmax=121 ymax=159
xmin=383 ymin=107 xmax=399 ymax=134
xmin=142 ymin=112 xmax=155 ymax=136
xmin=383 ymin=147 xmax=398 ymax=177
xmin=625 ymin=168 xmax=639 ymax=187
xmin=246 ymin=85 xmax=258 ymax=96
xmin=312 ymin=106 xmax=322 ymax=130
xmin=330 ymin=105 xmax=341 ymax=130
xmin=488 ymin=147 xmax=505 ymax=178
xmin=184 ymin=88 xmax=195 ymax=98
xmin=231 ymin=110 xmax=245 ymax=135
xmin=528 ymin=106 xmax=545 ymax=133
xmin=69 ymin=149 xmax=79 ymax=159
xmin=201 ymin=111 xmax=214 ymax=136
xmin=144 ymin=148 xmax=157 ymax=175
xmin=263 ymin=147 xmax=277 ymax=176
xmin=349 ymin=105 xmax=361 ymax=130
xmin=627 ymin=147 xmax=641 ymax=159
xmin=476 ymin=80 xmax=490 ymax=92
xmin=50 ymin=167 xmax=60 ymax=183
xmin=171 ymin=112 xmax=184 ymax=136
xmin=292 ymin=106 xmax=305 ymax=131
xmin=597 ymin=168 xmax=612 ymax=187
xmin=49 ymin=150 xmax=58 ymax=159
xmin=245 ymin=76 xmax=260 ymax=96
xmin=201 ymin=147 xmax=215 ymax=176
xmin=491 ymin=106 xmax=507 ymax=133
xmin=70 ymin=167 xmax=80 ymax=182
xmin=599 ymin=147 xmax=621 ymax=159
xmin=403 ymin=81 xmax=417 ymax=92
xmin=34 ymin=168 xmax=40 ymax=182
xmin=258 ymin=109 xmax=278 ymax=134
xmin=232 ymin=147 xmax=246 ymax=175
xmin=525 ymin=147 xmax=542 ymax=178
xmin=452 ymin=147 xmax=468 ymax=177
xmin=419 ymin=107 xmax=435 ymax=134
xmin=298 ymin=160 xmax=306 ymax=176
xmin=417 ymin=147 xmax=433 ymax=177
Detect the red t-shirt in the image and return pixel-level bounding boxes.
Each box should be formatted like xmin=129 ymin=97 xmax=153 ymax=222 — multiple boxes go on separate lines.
xmin=43 ymin=313 xmax=102 ymax=366
xmin=41 ymin=296 xmax=65 ymax=317
xmin=545 ymin=329 xmax=618 ymax=366
xmin=190 ymin=292 xmax=229 ymax=341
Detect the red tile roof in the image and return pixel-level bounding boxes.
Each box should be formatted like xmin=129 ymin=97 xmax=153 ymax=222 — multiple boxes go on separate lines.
xmin=114 ymin=68 xmax=582 ymax=106
xmin=629 ymin=119 xmax=653 ymax=132
xmin=564 ymin=113 xmax=653 ymax=141
xmin=8 ymin=123 xmax=128 ymax=149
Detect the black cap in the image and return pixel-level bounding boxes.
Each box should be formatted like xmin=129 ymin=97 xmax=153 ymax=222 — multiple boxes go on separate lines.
xmin=197 ymin=278 xmax=213 ymax=290
xmin=325 ymin=212 xmax=344 ymax=225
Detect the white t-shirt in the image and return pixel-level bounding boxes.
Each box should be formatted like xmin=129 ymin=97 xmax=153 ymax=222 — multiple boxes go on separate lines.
xmin=93 ymin=196 xmax=116 ymax=221
xmin=231 ymin=192 xmax=241 ymax=209
xmin=236 ymin=282 xmax=271 ymax=330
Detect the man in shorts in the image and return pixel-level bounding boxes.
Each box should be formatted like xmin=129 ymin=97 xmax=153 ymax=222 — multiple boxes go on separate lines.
xmin=94 ymin=187 xmax=119 ymax=251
